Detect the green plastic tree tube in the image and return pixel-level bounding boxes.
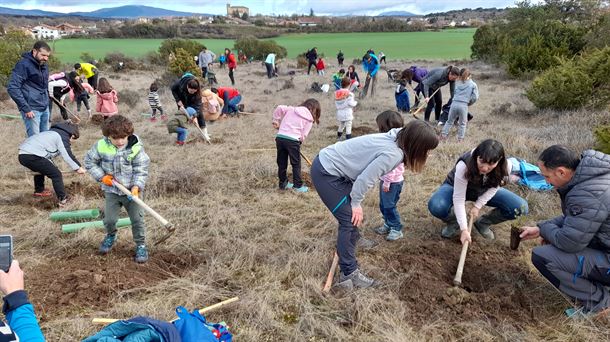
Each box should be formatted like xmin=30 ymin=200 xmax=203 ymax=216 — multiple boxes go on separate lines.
xmin=62 ymin=217 xmax=131 ymax=233
xmin=0 ymin=114 xmax=20 ymax=119
xmin=50 ymin=209 xmax=101 ymax=222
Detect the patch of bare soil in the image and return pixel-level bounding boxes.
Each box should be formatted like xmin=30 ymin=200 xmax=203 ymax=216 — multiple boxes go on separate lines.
xmin=387 ymin=239 xmax=555 ymax=327
xmin=28 ymin=249 xmax=201 ymax=321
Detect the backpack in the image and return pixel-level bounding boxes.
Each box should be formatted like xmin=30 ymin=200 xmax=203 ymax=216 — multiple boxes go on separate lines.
xmin=310 ymin=82 xmax=323 ymax=93
xmin=173 ymin=306 xmax=233 ymax=342
xmin=49 ymin=71 xmax=66 ymax=81
xmin=507 ymin=157 xmax=554 ymax=191
xmin=439 ymin=99 xmax=473 ymax=123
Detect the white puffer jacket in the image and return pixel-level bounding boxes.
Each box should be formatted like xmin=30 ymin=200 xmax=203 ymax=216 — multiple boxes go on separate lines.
xmin=335 ymin=90 xmax=357 ymax=122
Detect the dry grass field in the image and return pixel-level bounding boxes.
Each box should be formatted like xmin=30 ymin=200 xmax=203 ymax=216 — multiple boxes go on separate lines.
xmin=0 ymin=58 xmax=609 ymax=341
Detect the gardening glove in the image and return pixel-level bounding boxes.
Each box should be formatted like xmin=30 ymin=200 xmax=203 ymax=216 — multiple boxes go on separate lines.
xmin=101 ymin=175 xmax=114 ymax=186
xmin=130 ymin=186 xmax=139 ymax=198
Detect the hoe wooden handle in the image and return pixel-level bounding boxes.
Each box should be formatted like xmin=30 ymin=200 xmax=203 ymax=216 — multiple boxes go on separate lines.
xmin=112 ymin=180 xmax=171 ymax=228
xmin=322 ymin=252 xmax=339 ymax=293
xmin=453 ymin=214 xmax=474 ymax=286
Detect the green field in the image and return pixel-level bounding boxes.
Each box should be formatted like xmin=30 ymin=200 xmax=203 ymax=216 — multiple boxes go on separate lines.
xmin=52 ymin=28 xmax=475 ymax=63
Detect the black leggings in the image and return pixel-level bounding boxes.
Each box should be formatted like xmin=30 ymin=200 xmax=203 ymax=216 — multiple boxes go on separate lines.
xmin=18 ymin=154 xmax=66 ymax=200
xmin=307 ymin=61 xmax=316 ymax=75
xmin=276 ymin=137 xmax=302 ymax=188
xmin=424 ymin=87 xmax=443 ymax=122
xmin=228 ymin=68 xmax=235 ymax=85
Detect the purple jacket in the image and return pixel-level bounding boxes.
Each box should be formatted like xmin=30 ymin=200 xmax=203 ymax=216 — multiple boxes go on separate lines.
xmin=409 ymin=66 xmax=428 ymax=84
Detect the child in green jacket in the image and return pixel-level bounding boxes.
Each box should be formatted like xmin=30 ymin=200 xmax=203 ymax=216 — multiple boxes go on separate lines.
xmin=166 ymin=107 xmax=197 ymax=146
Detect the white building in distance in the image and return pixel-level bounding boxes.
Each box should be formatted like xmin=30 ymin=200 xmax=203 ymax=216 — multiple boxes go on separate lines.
xmin=31 ymin=25 xmax=61 ymax=40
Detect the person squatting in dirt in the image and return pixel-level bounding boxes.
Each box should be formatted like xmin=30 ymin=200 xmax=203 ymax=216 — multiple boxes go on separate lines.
xmin=272 ymin=99 xmax=321 ymax=193
xmin=428 ymin=139 xmax=529 ymax=244
xmin=18 ymin=122 xmax=86 ymax=206
xmin=171 ymin=73 xmax=210 ymax=141
xmin=84 ymin=115 xmax=151 ymax=263
xmin=520 ymin=145 xmax=610 ymax=318
xmin=311 ymin=120 xmax=439 ymax=289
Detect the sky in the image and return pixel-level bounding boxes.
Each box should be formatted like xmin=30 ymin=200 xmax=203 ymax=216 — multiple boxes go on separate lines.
xmin=0 ymin=0 xmax=526 ymax=16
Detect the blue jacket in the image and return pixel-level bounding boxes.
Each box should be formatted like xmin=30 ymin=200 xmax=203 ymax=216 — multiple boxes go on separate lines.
xmin=362 ymin=54 xmax=380 ymax=77
xmin=3 ymin=290 xmax=45 ymax=341
xmin=83 ymin=316 xmax=181 ymax=342
xmin=394 ymin=84 xmax=410 ymax=112
xmin=7 ymin=52 xmax=50 ymax=113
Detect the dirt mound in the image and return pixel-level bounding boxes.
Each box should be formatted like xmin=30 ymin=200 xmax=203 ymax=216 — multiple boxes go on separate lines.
xmin=351 ymin=126 xmax=376 ymax=136
xmin=27 ymin=249 xmax=201 ymax=321
xmin=65 ymin=181 xmax=104 ymax=198
xmin=1 ymin=193 xmax=58 ymax=210
xmin=387 ymin=239 xmax=555 ymax=327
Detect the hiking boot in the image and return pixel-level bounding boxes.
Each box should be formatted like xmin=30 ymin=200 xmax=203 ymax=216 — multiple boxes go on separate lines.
xmin=374 ymin=224 xmax=390 ymax=235
xmin=386 ymin=229 xmax=404 ymax=241
xmin=134 ymin=245 xmax=149 ymax=263
xmin=357 ymin=237 xmax=379 ymax=250
xmin=99 ymin=234 xmax=117 ymax=254
xmin=293 ymin=185 xmax=308 ymax=193
xmin=474 ymin=209 xmax=507 ymax=240
xmin=33 ymin=189 xmax=53 ymax=197
xmin=339 ymin=269 xmax=376 ymax=289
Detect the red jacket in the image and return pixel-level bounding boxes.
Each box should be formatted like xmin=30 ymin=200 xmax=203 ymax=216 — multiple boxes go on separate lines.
xmin=227 ymin=53 xmax=237 ymax=69
xmin=316 ymin=59 xmax=325 ymax=71
xmin=217 ymin=87 xmax=240 ymax=99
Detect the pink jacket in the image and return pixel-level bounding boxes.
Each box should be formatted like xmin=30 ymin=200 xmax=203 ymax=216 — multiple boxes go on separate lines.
xmin=272 ymin=105 xmax=314 ymax=142
xmin=96 ymin=90 xmax=118 ymax=116
xmin=380 ymin=163 xmax=404 ymax=187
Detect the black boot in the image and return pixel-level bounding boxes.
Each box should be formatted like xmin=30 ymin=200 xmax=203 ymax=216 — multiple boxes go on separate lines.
xmin=440 ymin=210 xmax=459 ymax=238
xmin=474 ymin=208 xmax=508 ymax=240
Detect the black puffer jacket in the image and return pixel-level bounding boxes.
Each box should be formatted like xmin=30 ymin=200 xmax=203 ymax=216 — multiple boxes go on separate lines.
xmin=50 ymin=122 xmax=81 ymax=167
xmin=539 ymin=150 xmax=610 ymax=253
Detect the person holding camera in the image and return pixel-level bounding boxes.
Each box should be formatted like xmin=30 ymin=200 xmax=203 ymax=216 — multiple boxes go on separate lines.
xmin=0 ymin=260 xmax=45 ymax=341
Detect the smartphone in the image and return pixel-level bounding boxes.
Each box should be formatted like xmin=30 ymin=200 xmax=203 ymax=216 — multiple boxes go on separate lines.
xmin=0 ymin=235 xmax=13 ymax=273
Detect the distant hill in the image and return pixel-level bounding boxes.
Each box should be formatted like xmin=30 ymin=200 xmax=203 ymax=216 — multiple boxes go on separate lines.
xmin=70 ymin=5 xmax=213 ymax=18
xmin=377 ymin=11 xmax=417 ymax=17
xmin=0 ymin=5 xmax=214 ymax=19
xmin=0 ymin=6 xmax=63 ymax=17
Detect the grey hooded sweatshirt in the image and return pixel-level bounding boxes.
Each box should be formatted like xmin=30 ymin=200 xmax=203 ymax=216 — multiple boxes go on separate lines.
xmin=539 ymin=150 xmax=610 ymax=253
xmin=452 ymin=79 xmax=479 ymax=105
xmin=319 ymin=128 xmax=404 ymax=208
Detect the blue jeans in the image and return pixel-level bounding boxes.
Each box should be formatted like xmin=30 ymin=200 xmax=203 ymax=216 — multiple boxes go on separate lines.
xmin=175 ymin=127 xmax=188 ymax=142
xmin=379 ymin=181 xmax=403 ymax=231
xmin=428 ymin=183 xmax=528 ymax=221
xmin=222 ymin=93 xmax=242 ymax=114
xmin=22 ymin=107 xmax=49 ymax=137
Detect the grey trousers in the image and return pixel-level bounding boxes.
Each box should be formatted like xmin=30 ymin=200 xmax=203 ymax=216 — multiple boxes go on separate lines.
xmin=532 ymin=245 xmax=610 ymax=312
xmin=103 ymin=192 xmax=146 ymax=245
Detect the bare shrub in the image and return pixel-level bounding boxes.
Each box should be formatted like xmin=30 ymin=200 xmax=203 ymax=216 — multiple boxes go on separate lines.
xmin=0 ymin=86 xmax=9 ymax=102
xmin=119 ymin=89 xmax=140 ymax=108
xmin=152 ymin=166 xmax=207 ymax=195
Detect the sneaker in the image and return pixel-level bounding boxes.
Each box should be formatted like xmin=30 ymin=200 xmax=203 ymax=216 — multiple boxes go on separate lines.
xmin=339 ymin=269 xmax=376 ymax=289
xmin=134 ymin=245 xmax=149 ymax=263
xmin=386 ymin=229 xmax=404 ymax=241
xmin=284 ymin=182 xmax=294 ymax=189
xmin=99 ymin=234 xmax=117 ymax=254
xmin=149 ymin=117 xmax=157 ymax=122
xmin=564 ymin=307 xmax=609 ymax=320
xmin=175 ymin=141 xmax=185 ymax=146
xmin=357 ymin=237 xmax=379 ymax=250
xmin=293 ymin=185 xmax=309 ymax=193
xmin=374 ymin=224 xmax=390 ymax=235
xmin=160 ymin=114 xmax=168 ymax=121
xmin=33 ymin=189 xmax=53 ymax=197
xmin=437 ymin=121 xmax=445 ymax=126
xmin=58 ymin=197 xmax=70 ymax=207
xmin=441 ymin=225 xmax=460 ymax=238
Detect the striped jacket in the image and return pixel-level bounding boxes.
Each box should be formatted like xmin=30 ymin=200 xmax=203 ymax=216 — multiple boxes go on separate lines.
xmin=148 ymin=91 xmax=162 ymax=109
xmin=84 ymin=135 xmax=150 ymax=195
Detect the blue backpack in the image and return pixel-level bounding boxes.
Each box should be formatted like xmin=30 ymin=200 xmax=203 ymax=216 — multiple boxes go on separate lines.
xmin=173 ymin=306 xmax=232 ymax=342
xmin=508 ymin=157 xmax=554 ymax=191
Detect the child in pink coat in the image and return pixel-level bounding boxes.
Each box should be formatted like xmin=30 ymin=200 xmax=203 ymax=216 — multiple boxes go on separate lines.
xmin=373 ymin=110 xmax=407 ymax=241
xmin=272 ymin=99 xmax=321 ymax=193
xmin=95 ymin=77 xmax=118 ymax=118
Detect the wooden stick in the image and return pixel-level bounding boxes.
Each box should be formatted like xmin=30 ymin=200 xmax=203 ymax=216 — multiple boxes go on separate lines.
xmin=322 ymin=252 xmax=339 ymax=293
xmin=411 ymin=87 xmax=440 ymax=120
xmin=453 ymin=214 xmax=474 ymax=286
xmin=299 ymin=151 xmax=313 ymax=167
xmin=50 ymin=96 xmax=81 ymax=124
xmin=238 ymin=111 xmax=266 ymax=116
xmin=92 ymin=297 xmax=239 ymax=324
xmin=112 ymin=180 xmax=174 ymax=234
xmin=28 ymin=171 xmax=73 ymax=176
xmin=193 ymin=123 xmax=212 ymax=144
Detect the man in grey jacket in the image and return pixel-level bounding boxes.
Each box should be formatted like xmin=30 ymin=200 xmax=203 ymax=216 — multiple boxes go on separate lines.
xmin=198 ymin=47 xmax=216 ymax=78
xmin=520 ymin=145 xmax=610 ymax=316
xmin=421 ymin=66 xmax=460 ymax=123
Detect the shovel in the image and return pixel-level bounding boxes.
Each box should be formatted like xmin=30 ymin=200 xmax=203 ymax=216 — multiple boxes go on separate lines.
xmin=111 ymin=180 xmax=175 ymax=246
xmin=299 ymin=151 xmax=313 ymax=167
xmin=411 ymin=88 xmax=440 ymax=120
xmin=453 ymin=213 xmax=474 ymax=287
xmin=50 ymin=96 xmax=81 ymax=124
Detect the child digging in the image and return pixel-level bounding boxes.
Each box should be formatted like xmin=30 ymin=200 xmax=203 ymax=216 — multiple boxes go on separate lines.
xmin=167 ymin=107 xmax=198 ymax=146
xmin=148 ymin=82 xmax=165 ymax=122
xmin=84 ymin=115 xmax=151 ymax=263
xmin=335 ymin=77 xmax=357 ymax=140
xmin=374 ymin=111 xmax=406 ymax=241
xmin=272 ymin=99 xmax=321 ymax=193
